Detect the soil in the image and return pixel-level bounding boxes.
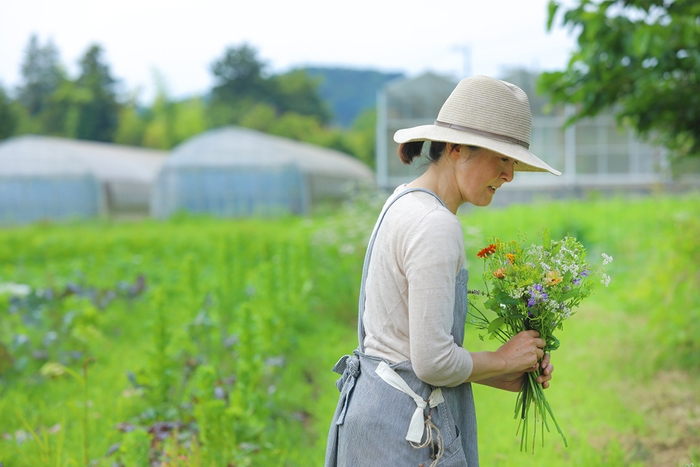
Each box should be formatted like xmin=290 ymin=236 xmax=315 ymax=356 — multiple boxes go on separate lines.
xmin=597 ymin=369 xmax=700 ymax=466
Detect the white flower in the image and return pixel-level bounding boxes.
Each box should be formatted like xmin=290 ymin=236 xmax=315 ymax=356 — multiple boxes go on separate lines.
xmin=559 ymin=305 xmax=572 ymax=319
xmin=509 ymin=287 xmax=525 ymax=299
xmin=546 ymin=299 xmax=559 ymax=313
xmin=601 ymin=253 xmax=613 ymax=265
xmin=601 ymin=274 xmax=611 ymax=287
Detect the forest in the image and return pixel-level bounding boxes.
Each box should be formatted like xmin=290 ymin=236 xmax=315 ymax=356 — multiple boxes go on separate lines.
xmin=0 ymin=36 xmax=402 ymax=169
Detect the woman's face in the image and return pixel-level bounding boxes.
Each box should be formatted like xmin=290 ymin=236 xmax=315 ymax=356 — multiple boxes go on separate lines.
xmin=454 ymin=146 xmax=515 ymax=207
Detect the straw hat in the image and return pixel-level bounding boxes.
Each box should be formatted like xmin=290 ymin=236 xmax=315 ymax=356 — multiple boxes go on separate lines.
xmin=393 ymin=75 xmax=561 ymax=175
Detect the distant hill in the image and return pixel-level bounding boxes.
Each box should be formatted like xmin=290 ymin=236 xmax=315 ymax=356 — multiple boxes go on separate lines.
xmin=304 ymin=67 xmax=404 ymax=128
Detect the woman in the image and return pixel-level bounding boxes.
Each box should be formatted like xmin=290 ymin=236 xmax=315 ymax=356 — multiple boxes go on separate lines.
xmin=325 ymin=76 xmax=561 ymax=467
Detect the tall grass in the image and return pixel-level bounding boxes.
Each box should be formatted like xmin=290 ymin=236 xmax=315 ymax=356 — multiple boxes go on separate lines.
xmin=0 ymin=192 xmax=698 ymax=466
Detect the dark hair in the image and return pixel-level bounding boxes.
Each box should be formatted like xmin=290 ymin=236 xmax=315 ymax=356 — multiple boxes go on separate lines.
xmin=397 ymin=141 xmax=479 ymax=165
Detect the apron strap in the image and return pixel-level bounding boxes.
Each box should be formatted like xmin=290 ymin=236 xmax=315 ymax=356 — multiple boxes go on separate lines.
xmin=357 ymin=188 xmax=447 ymax=352
xmin=375 ymin=361 xmax=444 ymax=443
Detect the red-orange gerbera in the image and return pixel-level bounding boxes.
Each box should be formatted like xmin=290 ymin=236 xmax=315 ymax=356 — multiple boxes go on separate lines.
xmin=476 ymin=244 xmax=498 ymax=258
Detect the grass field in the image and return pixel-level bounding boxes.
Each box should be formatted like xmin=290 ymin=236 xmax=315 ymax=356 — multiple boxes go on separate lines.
xmin=0 ymin=192 xmax=698 ymax=466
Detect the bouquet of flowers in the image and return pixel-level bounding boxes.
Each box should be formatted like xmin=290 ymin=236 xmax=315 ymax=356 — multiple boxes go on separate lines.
xmin=468 ymin=231 xmax=612 ymax=452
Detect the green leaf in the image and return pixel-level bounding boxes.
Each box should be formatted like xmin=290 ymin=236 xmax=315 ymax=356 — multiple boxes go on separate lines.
xmin=484 ymin=297 xmax=500 ymax=311
xmin=488 ymin=316 xmax=505 ymax=334
xmin=546 ymin=0 xmax=560 ymax=31
xmin=633 ymin=29 xmax=652 ymax=56
xmin=496 ymin=291 xmax=519 ymax=305
xmin=546 ymin=334 xmax=561 ymax=352
xmin=560 ymin=290 xmax=579 ymax=301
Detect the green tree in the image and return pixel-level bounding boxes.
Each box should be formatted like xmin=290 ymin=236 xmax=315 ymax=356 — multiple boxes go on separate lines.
xmin=209 ymin=44 xmax=331 ymax=125
xmin=114 ymin=99 xmax=147 ymax=146
xmin=73 ymin=44 xmax=121 ymax=142
xmin=210 ymin=43 xmax=270 ymax=109
xmin=0 ymin=85 xmax=19 ymax=140
xmin=171 ymin=97 xmax=208 ymax=147
xmin=16 ymin=34 xmax=64 ymax=117
xmin=539 ymin=0 xmax=700 ymax=159
xmin=142 ymin=74 xmax=177 ymax=149
xmin=238 ymin=103 xmax=277 ymax=133
xmin=271 ymin=69 xmax=332 ymax=124
xmin=41 ymin=79 xmax=90 ymax=138
xmin=344 ymin=108 xmax=377 ymax=168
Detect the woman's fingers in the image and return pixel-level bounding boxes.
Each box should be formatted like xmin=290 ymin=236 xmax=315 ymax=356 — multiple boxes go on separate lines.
xmin=541 ymin=353 xmax=552 ymax=368
xmin=537 ymin=360 xmax=554 ymax=389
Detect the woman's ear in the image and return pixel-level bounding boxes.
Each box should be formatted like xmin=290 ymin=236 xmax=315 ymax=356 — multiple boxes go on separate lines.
xmin=447 ymin=143 xmax=462 ymax=159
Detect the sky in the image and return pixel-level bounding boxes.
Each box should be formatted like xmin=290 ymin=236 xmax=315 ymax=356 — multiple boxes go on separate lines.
xmin=0 ymin=0 xmax=578 ymax=104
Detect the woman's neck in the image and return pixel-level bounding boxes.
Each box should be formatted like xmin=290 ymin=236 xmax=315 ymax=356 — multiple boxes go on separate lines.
xmin=405 ymin=163 xmax=462 ymax=214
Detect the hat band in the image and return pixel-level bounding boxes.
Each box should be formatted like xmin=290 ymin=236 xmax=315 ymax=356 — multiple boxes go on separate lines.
xmin=434 ymin=120 xmax=530 ymax=149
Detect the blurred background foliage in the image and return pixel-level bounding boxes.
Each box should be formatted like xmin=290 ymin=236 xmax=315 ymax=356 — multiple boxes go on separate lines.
xmin=0 ymin=37 xmax=397 ymax=169
xmin=539 ymin=0 xmax=700 ymax=161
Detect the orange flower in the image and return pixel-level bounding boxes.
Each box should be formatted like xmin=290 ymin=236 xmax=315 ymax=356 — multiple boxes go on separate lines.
xmin=545 ymin=270 xmax=563 ymax=286
xmin=477 ymin=244 xmax=498 ymax=258
xmin=493 ymin=268 xmax=507 ymax=279
xmin=506 ymin=253 xmax=516 ymax=263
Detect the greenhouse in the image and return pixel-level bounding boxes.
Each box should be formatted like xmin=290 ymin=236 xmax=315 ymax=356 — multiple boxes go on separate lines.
xmin=152 ymin=126 xmax=374 ymax=217
xmin=0 ymin=135 xmax=167 ymax=222
xmin=0 ymin=136 xmax=100 ymax=224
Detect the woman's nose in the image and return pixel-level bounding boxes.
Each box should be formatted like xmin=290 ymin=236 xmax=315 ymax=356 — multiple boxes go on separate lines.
xmin=503 ymin=160 xmax=515 ymax=183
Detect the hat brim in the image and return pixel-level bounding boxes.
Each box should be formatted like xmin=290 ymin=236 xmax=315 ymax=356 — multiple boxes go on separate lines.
xmin=394 ymin=124 xmax=561 ymax=176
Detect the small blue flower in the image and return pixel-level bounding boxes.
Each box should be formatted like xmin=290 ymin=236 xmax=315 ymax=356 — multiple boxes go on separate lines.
xmin=580 ymin=270 xmax=590 ymax=278
xmin=573 ymin=278 xmax=581 ymax=286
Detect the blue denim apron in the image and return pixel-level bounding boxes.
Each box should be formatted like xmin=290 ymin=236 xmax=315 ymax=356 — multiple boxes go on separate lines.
xmin=325 ymin=188 xmax=479 ymax=467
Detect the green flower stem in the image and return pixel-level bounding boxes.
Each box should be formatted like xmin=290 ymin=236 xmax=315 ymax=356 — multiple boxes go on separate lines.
xmin=515 ymin=369 xmax=568 ymax=452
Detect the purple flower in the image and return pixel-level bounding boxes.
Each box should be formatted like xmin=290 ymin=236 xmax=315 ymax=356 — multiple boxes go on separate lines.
xmin=580 ymin=270 xmax=590 ymax=278
xmin=526 ymin=283 xmax=549 ymax=308
xmin=573 ymin=278 xmax=581 ymax=286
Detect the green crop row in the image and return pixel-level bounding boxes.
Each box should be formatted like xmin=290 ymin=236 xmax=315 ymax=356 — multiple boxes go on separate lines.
xmin=0 ymin=216 xmax=368 ymax=466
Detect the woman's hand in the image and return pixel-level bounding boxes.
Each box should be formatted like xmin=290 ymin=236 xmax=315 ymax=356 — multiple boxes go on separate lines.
xmin=478 ymin=353 xmax=555 ymax=392
xmin=467 ymin=331 xmax=555 ymax=388
xmin=494 ymin=330 xmax=546 ymax=374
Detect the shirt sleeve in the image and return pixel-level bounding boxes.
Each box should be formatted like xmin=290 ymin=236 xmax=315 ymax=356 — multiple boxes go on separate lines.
xmin=404 ymin=208 xmax=473 ymax=387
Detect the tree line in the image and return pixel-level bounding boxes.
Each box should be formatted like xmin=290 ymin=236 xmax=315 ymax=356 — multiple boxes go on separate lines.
xmin=3 ymin=0 xmax=699 ymax=169
xmin=0 ymin=37 xmax=377 ymax=168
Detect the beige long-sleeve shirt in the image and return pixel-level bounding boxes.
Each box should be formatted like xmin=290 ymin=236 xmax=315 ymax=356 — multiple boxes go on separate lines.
xmin=362 ymin=187 xmax=474 ymax=387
